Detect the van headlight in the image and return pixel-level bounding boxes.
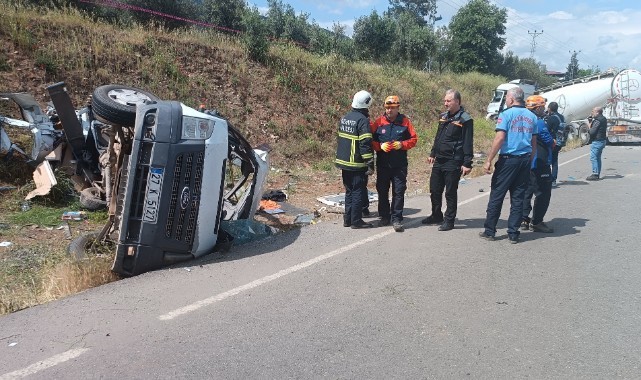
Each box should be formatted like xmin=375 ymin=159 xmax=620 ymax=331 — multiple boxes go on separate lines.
xmin=182 ymin=116 xmax=215 ymax=140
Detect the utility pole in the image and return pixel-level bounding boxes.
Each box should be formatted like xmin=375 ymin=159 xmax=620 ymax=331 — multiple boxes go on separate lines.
xmin=528 ymin=30 xmax=543 ymax=57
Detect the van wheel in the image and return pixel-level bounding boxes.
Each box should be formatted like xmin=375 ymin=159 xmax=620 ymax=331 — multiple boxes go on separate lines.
xmin=91 ymin=85 xmax=159 ymax=126
xmin=578 ymin=123 xmax=590 ymax=145
xmin=79 ymin=187 xmax=107 ymax=210
xmin=67 ymin=232 xmax=100 ymax=261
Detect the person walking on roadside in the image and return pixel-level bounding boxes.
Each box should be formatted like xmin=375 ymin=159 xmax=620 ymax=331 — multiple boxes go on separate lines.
xmin=421 ymin=89 xmax=473 ymax=231
xmin=371 ymin=95 xmax=418 ymax=232
xmin=545 ymin=102 xmax=565 ymax=186
xmin=335 ymin=90 xmax=375 ymax=229
xmin=521 ymin=95 xmax=555 ymax=233
xmin=586 ymin=106 xmax=608 ymax=181
xmin=479 ymin=87 xmax=538 ymax=244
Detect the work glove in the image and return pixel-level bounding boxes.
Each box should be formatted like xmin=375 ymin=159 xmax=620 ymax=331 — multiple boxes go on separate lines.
xmin=381 ymin=142 xmax=392 ymax=153
xmin=392 ymin=141 xmax=402 ymax=150
xmin=366 ymin=160 xmax=375 ymax=176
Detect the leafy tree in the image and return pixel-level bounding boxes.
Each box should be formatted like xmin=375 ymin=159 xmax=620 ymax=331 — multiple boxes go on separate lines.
xmin=577 ymin=66 xmax=601 ymax=77
xmin=308 ymin=23 xmax=355 ymax=60
xmin=566 ymin=51 xmax=580 ymax=80
xmin=265 ymin=0 xmax=311 ymax=46
xmin=242 ymin=7 xmax=270 ymax=62
xmin=429 ymin=26 xmax=451 ymax=73
xmin=124 ymin=0 xmax=200 ymax=29
xmin=448 ymin=0 xmax=507 ymax=73
xmin=514 ymin=57 xmax=555 ymax=87
xmin=352 ymin=11 xmax=396 ymax=61
xmin=202 ymin=0 xmax=246 ymax=32
xmin=495 ymin=50 xmax=519 ymax=79
xmin=390 ymin=11 xmax=434 ymax=69
xmin=387 ymin=0 xmax=437 ymax=26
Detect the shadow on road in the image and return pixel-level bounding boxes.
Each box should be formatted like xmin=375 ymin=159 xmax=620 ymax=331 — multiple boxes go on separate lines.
xmin=423 ymin=217 xmax=590 ymax=242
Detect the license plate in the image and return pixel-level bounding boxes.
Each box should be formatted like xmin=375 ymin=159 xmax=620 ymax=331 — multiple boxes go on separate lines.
xmin=142 ymin=167 xmax=164 ymax=224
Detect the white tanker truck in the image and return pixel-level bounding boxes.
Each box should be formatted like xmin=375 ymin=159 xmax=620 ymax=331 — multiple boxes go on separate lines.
xmin=487 ymin=68 xmax=641 ymax=145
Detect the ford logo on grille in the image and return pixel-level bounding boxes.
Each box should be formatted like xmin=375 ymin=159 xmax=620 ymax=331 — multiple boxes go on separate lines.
xmin=180 ymin=187 xmax=191 ymax=209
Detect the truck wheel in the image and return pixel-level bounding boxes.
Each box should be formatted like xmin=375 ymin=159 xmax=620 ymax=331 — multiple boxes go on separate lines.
xmin=67 ymin=232 xmax=100 ymax=261
xmin=79 ymin=187 xmax=107 ymax=210
xmin=91 ymin=85 xmax=159 ymax=126
xmin=578 ymin=123 xmax=590 ymax=146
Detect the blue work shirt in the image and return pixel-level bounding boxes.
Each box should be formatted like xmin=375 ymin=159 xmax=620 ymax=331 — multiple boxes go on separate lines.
xmin=495 ymin=105 xmax=538 ymax=155
xmin=531 ymin=118 xmax=554 ymax=170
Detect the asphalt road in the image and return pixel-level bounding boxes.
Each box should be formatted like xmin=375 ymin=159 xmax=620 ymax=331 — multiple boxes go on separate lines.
xmin=1 ymin=144 xmax=641 ymax=379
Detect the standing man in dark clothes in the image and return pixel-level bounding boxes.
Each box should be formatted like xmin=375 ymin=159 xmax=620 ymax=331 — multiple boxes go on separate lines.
xmin=422 ymin=89 xmax=474 ymax=231
xmin=335 ymin=90 xmax=375 ymax=229
xmin=479 ymin=87 xmax=538 ymax=244
xmin=545 ymin=101 xmax=565 ymax=186
xmin=521 ymin=95 xmax=555 ymax=233
xmin=371 ymin=95 xmax=418 ymax=232
xmin=586 ymin=106 xmax=608 ymax=181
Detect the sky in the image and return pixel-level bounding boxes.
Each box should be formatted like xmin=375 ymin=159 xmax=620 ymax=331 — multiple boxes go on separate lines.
xmin=248 ymin=0 xmax=641 ymax=73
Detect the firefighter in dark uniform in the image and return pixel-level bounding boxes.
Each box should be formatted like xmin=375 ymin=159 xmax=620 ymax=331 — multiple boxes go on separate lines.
xmin=422 ymin=89 xmax=474 ymax=231
xmin=371 ymin=95 xmax=418 ymax=232
xmin=335 ymin=90 xmax=375 ymax=229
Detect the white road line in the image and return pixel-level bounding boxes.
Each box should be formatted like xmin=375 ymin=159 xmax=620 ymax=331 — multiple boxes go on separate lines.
xmin=159 ymin=228 xmax=396 ymax=321
xmin=559 ymin=152 xmax=589 ymax=167
xmin=159 ymin=153 xmax=591 ymax=321
xmin=0 ymin=348 xmax=90 ymax=380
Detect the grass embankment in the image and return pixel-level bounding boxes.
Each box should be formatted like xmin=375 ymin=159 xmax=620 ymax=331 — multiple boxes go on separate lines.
xmin=0 ymin=2 xmax=504 ymax=314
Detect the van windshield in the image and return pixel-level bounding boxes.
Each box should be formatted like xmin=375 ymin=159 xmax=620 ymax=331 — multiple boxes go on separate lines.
xmin=491 ymin=90 xmax=505 ymax=103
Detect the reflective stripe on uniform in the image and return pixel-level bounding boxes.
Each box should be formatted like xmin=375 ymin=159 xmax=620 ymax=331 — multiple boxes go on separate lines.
xmin=334 ymin=158 xmax=367 ymax=168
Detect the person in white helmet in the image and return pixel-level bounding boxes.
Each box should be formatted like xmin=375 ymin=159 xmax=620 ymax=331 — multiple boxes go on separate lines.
xmin=335 ymin=90 xmax=375 ymax=229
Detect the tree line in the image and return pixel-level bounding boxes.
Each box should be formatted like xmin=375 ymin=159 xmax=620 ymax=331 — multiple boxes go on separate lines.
xmin=26 ymin=0 xmax=594 ymax=85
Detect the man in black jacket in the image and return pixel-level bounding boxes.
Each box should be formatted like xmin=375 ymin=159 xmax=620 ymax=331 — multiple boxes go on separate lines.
xmin=335 ymin=90 xmax=375 ymax=228
xmin=422 ymin=89 xmax=474 ymax=231
xmin=586 ymin=106 xmax=608 ymax=181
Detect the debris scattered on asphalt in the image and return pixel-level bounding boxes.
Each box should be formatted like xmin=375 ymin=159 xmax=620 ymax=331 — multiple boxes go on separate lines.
xmin=294 ymin=213 xmax=317 ymax=225
xmin=317 ymin=190 xmax=378 ymax=207
xmin=259 ymin=199 xmax=284 ymax=214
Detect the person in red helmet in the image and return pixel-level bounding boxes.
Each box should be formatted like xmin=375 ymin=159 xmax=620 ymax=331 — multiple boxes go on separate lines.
xmin=371 ymin=95 xmax=418 ymax=232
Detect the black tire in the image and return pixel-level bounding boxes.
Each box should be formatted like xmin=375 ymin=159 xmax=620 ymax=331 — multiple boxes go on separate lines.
xmin=67 ymin=232 xmax=100 ymax=261
xmin=91 ymin=84 xmax=160 ymax=126
xmin=79 ymin=187 xmax=107 ymax=210
xmin=578 ymin=123 xmax=590 ymax=146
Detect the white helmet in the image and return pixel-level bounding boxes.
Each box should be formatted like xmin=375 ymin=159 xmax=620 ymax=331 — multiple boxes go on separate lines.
xmin=351 ymin=90 xmax=373 ymax=109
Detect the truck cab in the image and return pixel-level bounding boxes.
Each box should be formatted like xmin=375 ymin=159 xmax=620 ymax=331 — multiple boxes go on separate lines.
xmin=486 ymin=79 xmax=537 ymax=120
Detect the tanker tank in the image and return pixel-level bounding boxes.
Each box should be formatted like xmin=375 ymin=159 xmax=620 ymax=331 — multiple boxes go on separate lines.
xmin=539 ymin=73 xmax=614 ymax=123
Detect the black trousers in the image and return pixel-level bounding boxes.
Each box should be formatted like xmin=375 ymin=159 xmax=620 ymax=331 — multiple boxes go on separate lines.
xmin=342 ymin=170 xmax=367 ymax=225
xmin=376 ymin=166 xmax=407 ymax=222
xmin=522 ymin=165 xmax=552 ymax=225
xmin=429 ymin=161 xmax=462 ymax=223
